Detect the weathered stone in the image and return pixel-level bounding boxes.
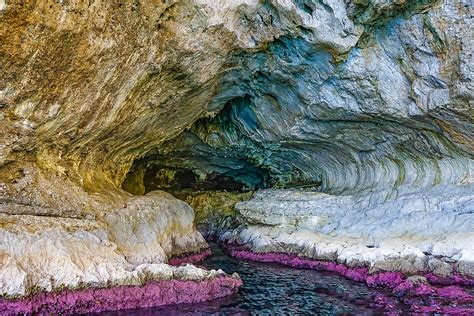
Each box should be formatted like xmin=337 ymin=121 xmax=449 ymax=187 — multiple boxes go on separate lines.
xmin=0 ymin=0 xmax=472 ymax=311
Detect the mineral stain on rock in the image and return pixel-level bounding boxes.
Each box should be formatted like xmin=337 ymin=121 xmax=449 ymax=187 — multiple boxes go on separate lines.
xmin=0 ymin=0 xmax=473 ymax=314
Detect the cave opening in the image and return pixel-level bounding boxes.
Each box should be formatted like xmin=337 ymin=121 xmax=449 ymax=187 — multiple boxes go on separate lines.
xmin=121 ymin=94 xmax=279 ymax=239
xmin=141 ymin=164 xmax=269 ymax=194
xmin=122 ymin=95 xmax=275 ymax=197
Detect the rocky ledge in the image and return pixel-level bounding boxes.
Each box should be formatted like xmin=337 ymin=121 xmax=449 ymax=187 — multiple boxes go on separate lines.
xmin=1 ymin=0 xmax=473 ymax=313
xmin=1 ymin=268 xmax=241 ymax=315
xmin=0 ymin=170 xmax=241 ymax=313
xmin=223 ymin=189 xmax=473 ymax=279
xmin=225 ymin=244 xmax=473 ymax=314
xmin=206 ymin=188 xmax=473 ymax=312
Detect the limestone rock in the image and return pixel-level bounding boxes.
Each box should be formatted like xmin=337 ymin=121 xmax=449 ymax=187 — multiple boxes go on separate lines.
xmin=0 ymin=0 xmax=473 ymax=301
xmin=0 ymin=209 xmax=213 ymax=298
xmin=219 ymin=188 xmax=473 ymax=275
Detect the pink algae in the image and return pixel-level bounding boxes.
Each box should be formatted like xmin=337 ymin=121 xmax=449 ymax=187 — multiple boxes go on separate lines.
xmin=0 ymin=247 xmax=239 ymax=314
xmin=169 ymin=248 xmax=213 ymax=266
xmin=0 ymin=276 xmax=242 ymax=315
xmin=227 ymin=244 xmax=474 ymax=314
xmin=425 ymin=272 xmax=474 ymax=286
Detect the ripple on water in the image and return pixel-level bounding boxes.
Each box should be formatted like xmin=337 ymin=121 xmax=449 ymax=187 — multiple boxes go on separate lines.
xmin=101 ymin=243 xmax=410 ymax=315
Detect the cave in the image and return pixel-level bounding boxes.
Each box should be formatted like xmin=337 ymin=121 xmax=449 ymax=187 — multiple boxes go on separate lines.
xmin=123 ymin=96 xmax=269 ymax=193
xmin=122 ymin=95 xmax=275 ymax=198
xmin=141 ymin=165 xmax=267 ymax=193
xmin=1 ymin=1 xmax=473 ymax=314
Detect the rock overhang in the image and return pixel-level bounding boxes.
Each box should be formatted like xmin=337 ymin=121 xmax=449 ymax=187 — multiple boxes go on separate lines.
xmin=0 ymin=0 xmax=473 ymax=312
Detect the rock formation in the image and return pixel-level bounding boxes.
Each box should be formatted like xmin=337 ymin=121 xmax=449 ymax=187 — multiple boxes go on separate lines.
xmin=0 ymin=0 xmax=472 ymax=313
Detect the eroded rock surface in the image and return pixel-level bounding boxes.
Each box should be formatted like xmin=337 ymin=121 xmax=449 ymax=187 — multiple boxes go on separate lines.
xmin=0 ymin=0 xmax=473 ymax=312
xmin=220 ymin=188 xmax=473 ymax=276
xmin=0 ymin=185 xmax=210 ymax=297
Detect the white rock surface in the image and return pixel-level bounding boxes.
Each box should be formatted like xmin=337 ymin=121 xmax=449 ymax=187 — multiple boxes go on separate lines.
xmin=0 ymin=212 xmax=220 ymax=298
xmin=102 ymin=191 xmax=207 ymax=265
xmin=221 ymin=186 xmax=474 ymax=276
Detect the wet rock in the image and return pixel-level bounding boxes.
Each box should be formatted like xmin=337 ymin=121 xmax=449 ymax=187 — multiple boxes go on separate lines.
xmin=406 ymin=275 xmax=428 ymax=285
xmin=428 ymin=257 xmax=453 ymax=277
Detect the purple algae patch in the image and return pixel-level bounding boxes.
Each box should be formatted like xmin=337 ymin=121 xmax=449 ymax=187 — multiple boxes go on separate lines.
xmin=225 ymin=244 xmax=474 ymax=314
xmin=169 ymin=248 xmax=213 ymax=266
xmin=0 ymin=276 xmax=242 ymax=315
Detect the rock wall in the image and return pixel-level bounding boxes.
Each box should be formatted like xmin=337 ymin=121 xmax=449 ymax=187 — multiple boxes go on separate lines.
xmin=0 ymin=0 xmax=473 ymax=311
xmin=124 ymin=0 xmax=473 ymax=284
xmin=225 ymin=188 xmax=474 ymax=276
